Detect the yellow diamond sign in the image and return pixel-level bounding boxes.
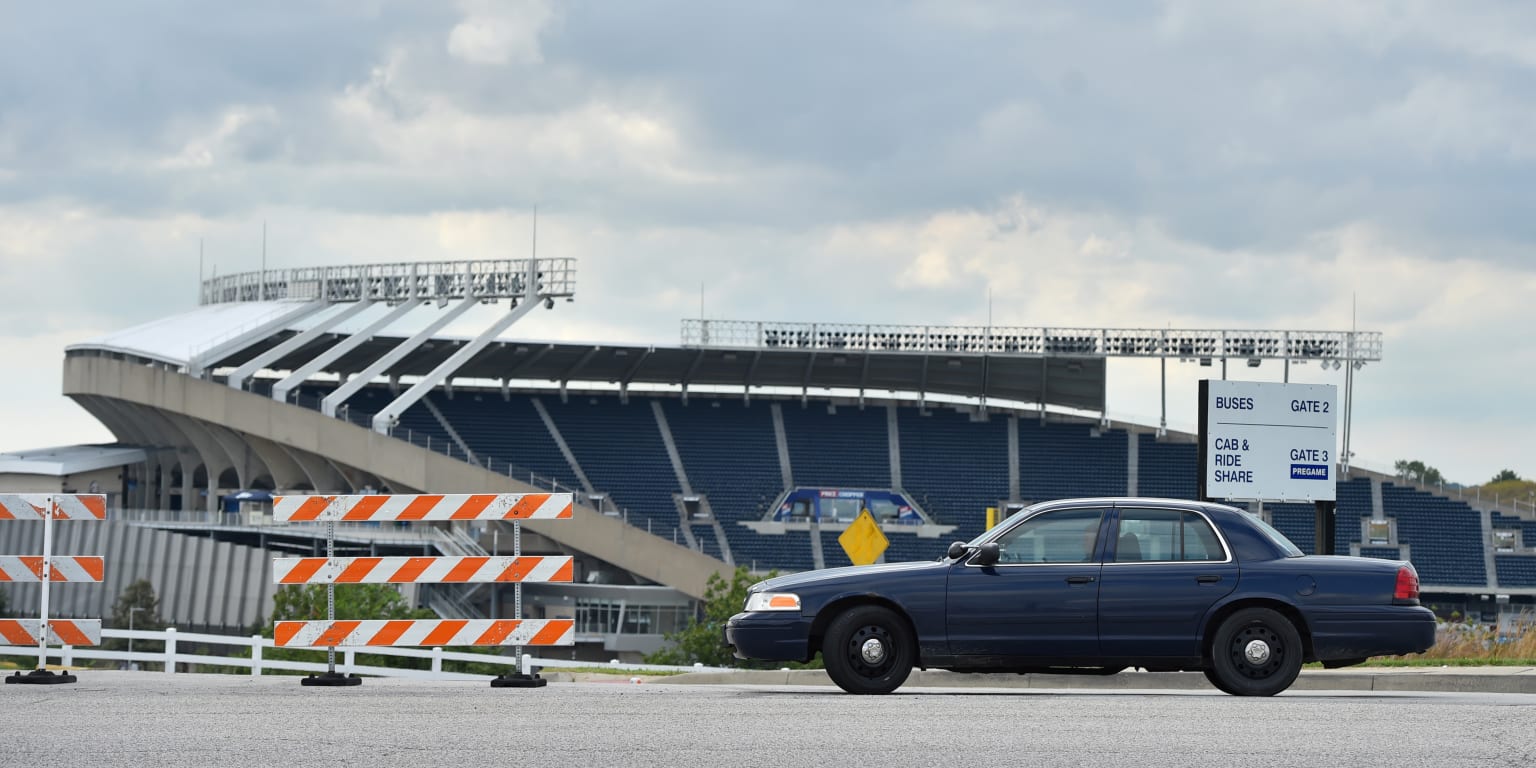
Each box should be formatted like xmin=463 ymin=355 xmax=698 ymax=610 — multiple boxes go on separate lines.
xmin=838 ymin=509 xmax=889 ymax=566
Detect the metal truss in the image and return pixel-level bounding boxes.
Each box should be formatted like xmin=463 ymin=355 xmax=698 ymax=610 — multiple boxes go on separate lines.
xmin=200 ymin=259 xmax=576 ymax=305
xmin=682 ymin=320 xmax=1382 ymax=363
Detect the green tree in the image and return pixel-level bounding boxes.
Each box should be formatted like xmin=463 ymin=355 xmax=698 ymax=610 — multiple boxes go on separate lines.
xmin=111 ymin=579 xmax=165 ymax=631
xmin=1394 ymin=459 xmax=1444 ymax=486
xmin=102 ymin=579 xmax=166 ymax=660
xmin=266 ymin=583 xmax=434 ymax=627
xmin=1490 ymin=469 xmax=1522 ymax=484
xmin=645 ymin=566 xmax=819 ymax=668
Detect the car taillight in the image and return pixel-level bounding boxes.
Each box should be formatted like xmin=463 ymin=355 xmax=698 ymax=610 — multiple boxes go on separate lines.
xmin=1394 ymin=565 xmax=1420 ymax=602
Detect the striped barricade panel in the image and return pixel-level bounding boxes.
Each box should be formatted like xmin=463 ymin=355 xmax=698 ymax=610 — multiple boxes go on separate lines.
xmin=0 ymin=556 xmax=106 ymax=582
xmin=0 ymin=619 xmax=102 ymax=646
xmin=274 ymin=619 xmax=575 ymax=648
xmin=273 ymin=493 xmax=573 ymax=522
xmin=0 ymin=494 xmax=107 ymax=520
xmin=273 ymin=555 xmax=574 ymax=584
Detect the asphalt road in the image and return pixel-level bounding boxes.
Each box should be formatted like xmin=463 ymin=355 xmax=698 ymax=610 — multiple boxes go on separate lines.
xmin=4 ymin=673 xmax=1533 ymax=768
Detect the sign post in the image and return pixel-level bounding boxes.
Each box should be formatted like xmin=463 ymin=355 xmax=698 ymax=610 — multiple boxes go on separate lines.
xmin=1197 ymin=381 xmax=1339 ymax=554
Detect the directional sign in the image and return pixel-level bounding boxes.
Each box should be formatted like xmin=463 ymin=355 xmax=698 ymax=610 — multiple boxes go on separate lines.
xmin=837 ymin=509 xmax=890 ymax=566
xmin=1201 ymin=380 xmax=1338 ymax=502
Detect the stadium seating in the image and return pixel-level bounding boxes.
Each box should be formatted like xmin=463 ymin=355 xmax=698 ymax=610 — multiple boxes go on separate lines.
xmin=898 ymin=406 xmax=1008 ymax=543
xmin=1137 ymin=435 xmax=1198 ymax=500
xmin=780 ymin=402 xmax=890 ymax=488
xmin=302 ymin=382 xmax=1510 ymax=585
xmin=1380 ymin=484 xmax=1487 ymax=587
xmin=540 ymin=394 xmax=681 ymax=539
xmin=1493 ymin=556 xmax=1536 ymax=588
xmin=663 ymin=398 xmax=784 ymax=566
xmin=428 ymin=391 xmax=581 ymax=490
xmin=1020 ymin=422 xmax=1128 ymax=502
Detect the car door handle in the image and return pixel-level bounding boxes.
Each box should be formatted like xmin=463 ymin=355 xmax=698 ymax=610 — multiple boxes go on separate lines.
xmin=1065 ymin=576 xmax=1097 ymax=584
xmin=1196 ymin=575 xmax=1222 ymax=584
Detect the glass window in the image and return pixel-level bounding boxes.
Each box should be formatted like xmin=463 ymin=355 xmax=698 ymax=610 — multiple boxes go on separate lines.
xmin=990 ymin=508 xmax=1104 ymax=564
xmin=1246 ymin=513 xmax=1304 ymax=557
xmin=1115 ymin=509 xmax=1226 ymax=562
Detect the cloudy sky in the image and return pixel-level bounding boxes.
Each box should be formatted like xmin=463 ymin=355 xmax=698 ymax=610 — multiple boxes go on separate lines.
xmin=2 ymin=1 xmax=1533 ymax=485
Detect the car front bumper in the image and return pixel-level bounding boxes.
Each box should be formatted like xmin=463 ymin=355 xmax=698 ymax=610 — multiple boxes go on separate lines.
xmin=725 ymin=612 xmax=814 ymax=662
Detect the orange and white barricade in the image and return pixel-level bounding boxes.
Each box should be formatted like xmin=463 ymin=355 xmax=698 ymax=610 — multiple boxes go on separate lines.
xmin=0 ymin=494 xmax=107 ymax=685
xmin=271 ymin=492 xmax=575 ymax=688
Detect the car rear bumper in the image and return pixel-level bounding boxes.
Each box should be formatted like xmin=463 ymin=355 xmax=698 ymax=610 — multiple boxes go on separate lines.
xmin=1305 ymin=604 xmax=1438 ymax=660
xmin=725 ymin=612 xmax=812 ymax=662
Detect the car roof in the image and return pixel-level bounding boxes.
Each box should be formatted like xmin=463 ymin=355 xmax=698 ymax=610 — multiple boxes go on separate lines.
xmin=1026 ymin=497 xmax=1246 ymax=515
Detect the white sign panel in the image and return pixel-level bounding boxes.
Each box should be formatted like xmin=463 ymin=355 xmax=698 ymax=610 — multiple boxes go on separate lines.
xmin=1205 ymin=381 xmax=1338 ymax=502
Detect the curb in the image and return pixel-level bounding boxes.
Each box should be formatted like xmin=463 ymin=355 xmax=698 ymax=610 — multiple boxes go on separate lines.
xmin=659 ymin=667 xmax=1536 ymax=694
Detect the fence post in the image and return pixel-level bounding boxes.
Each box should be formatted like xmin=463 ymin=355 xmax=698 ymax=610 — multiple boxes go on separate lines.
xmin=344 ymin=648 xmax=356 ymax=674
xmin=62 ymin=644 xmax=74 ymax=667
xmin=251 ymin=635 xmax=263 ymax=677
xmin=164 ymin=627 xmax=177 ymax=674
xmin=431 ymin=646 xmax=443 ymax=674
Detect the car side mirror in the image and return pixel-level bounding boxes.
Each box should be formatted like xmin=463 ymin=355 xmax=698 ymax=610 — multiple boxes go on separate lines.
xmin=972 ymin=542 xmax=1001 ymax=567
xmin=946 ymin=541 xmax=969 ymax=560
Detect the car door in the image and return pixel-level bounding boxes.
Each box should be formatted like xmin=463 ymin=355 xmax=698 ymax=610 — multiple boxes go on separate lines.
xmin=945 ymin=506 xmax=1107 ymax=661
xmin=1096 ymin=505 xmax=1239 ymax=660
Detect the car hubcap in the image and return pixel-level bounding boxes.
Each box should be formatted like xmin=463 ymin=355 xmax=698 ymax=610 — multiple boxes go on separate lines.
xmin=861 ymin=638 xmax=886 ymax=664
xmin=1230 ymin=624 xmax=1284 ymax=679
xmin=848 ymin=624 xmax=894 ymax=677
xmin=1244 ymin=640 xmax=1271 ymax=665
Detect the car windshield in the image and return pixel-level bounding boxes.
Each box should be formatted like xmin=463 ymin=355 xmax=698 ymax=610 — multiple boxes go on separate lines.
xmin=1246 ymin=513 xmax=1305 ymax=557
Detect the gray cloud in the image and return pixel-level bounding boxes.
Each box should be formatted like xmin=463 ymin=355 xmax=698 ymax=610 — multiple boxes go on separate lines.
xmin=3 ymin=1 xmax=1536 ymax=481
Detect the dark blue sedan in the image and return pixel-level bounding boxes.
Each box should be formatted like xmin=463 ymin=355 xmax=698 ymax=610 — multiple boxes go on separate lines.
xmin=726 ymin=497 xmax=1436 ymax=696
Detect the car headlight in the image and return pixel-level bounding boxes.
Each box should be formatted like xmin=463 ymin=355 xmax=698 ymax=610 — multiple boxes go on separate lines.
xmin=744 ymin=592 xmax=801 ymax=612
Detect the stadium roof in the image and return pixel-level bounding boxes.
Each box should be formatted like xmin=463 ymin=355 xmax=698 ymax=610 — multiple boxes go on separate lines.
xmin=67 ymin=300 xmax=1107 ymax=411
xmin=0 ymin=444 xmax=148 ymax=477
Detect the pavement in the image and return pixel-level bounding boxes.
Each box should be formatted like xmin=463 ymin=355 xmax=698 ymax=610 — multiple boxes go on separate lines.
xmin=647 ymin=665 xmax=1536 ymax=694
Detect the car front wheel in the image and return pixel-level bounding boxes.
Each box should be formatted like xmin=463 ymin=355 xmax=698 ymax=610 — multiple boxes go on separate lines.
xmin=1207 ymin=607 xmax=1303 ymax=696
xmin=822 ymin=605 xmax=915 ymax=695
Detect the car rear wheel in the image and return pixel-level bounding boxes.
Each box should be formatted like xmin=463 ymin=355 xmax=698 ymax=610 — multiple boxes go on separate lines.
xmin=1207 ymin=607 xmax=1303 ymax=696
xmin=822 ymin=605 xmax=914 ymax=695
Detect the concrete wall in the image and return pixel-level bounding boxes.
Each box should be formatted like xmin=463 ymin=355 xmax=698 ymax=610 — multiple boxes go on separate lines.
xmin=63 ymin=354 xmax=732 ymax=599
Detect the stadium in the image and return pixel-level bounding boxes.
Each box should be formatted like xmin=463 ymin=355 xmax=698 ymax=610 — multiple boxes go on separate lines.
xmin=3 ymin=258 xmax=1533 ymax=660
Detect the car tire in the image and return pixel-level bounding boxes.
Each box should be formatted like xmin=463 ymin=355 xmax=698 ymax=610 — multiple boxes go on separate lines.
xmin=1207 ymin=607 xmax=1303 ymax=696
xmin=822 ymin=605 xmax=914 ymax=695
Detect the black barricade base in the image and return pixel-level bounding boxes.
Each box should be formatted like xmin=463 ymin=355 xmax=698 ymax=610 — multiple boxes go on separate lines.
xmin=490 ymin=672 xmax=547 ymax=688
xmin=300 ymin=671 xmax=363 ymax=687
xmin=6 ymin=669 xmax=78 ymax=685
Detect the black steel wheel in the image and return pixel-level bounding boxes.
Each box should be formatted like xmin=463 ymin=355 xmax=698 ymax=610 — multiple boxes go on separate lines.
xmin=822 ymin=605 xmax=915 ymax=695
xmin=1207 ymin=607 xmax=1303 ymax=696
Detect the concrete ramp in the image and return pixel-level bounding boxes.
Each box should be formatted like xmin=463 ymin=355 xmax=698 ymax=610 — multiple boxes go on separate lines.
xmin=63 ymin=354 xmax=733 ymax=600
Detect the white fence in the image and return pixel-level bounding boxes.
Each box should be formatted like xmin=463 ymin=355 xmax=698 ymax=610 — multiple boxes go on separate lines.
xmin=0 ymin=628 xmax=727 ymax=681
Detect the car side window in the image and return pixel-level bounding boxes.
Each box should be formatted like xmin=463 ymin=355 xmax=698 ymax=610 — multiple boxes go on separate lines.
xmin=1115 ymin=508 xmax=1225 ymax=562
xmin=991 ymin=508 xmax=1105 ymax=564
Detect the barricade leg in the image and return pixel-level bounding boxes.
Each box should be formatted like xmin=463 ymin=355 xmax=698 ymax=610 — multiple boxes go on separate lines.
xmin=491 ymin=519 xmax=547 ymax=689
xmin=299 ymin=521 xmax=361 ymax=687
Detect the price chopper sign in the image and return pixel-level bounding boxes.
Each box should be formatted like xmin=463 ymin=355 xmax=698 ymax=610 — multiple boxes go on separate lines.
xmin=1198 ymin=380 xmax=1339 ymax=502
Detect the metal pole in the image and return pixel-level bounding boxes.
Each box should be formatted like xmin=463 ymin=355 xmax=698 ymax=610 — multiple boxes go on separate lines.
xmin=326 ymin=519 xmax=335 ymax=674
xmin=1159 ymin=354 xmax=1167 ymax=436
xmin=513 ymin=519 xmax=523 ymax=672
xmin=37 ymin=495 xmax=55 ymax=671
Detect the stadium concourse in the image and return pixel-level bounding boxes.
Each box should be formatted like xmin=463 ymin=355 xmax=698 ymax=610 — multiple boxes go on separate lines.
xmin=4 ymin=259 xmax=1534 ymax=660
